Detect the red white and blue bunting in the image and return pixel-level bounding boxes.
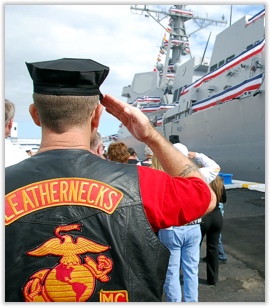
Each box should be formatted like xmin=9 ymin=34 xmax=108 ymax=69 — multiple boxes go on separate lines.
xmin=130 ymin=96 xmax=161 ymax=105
xmin=159 ymin=73 xmax=175 ymax=79
xmin=140 ymin=104 xmax=178 ymax=113
xmin=192 ymin=73 xmax=263 ymax=112
xmin=181 ymin=38 xmax=265 ymax=96
xmin=156 ymin=117 xmax=163 ymax=126
xmin=169 ymin=8 xmax=193 ymax=18
xmin=246 ymin=9 xmax=265 ymax=27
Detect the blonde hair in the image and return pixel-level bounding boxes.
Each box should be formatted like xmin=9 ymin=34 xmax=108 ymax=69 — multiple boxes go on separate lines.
xmin=33 ymin=93 xmax=99 ymax=133
xmin=210 ymin=175 xmax=224 ymax=202
xmin=150 ymin=154 xmax=164 ymax=171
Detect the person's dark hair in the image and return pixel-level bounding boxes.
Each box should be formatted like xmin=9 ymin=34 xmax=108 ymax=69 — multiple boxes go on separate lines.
xmin=128 ymin=148 xmax=135 ymax=156
xmin=33 ymin=93 xmax=99 ymax=134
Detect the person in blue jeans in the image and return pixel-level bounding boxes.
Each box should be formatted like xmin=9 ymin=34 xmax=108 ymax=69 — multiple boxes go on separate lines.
xmin=218 ymin=202 xmax=227 ymax=263
xmin=156 ymin=144 xmax=220 ymax=302
xmin=158 ymin=224 xmax=201 ymax=301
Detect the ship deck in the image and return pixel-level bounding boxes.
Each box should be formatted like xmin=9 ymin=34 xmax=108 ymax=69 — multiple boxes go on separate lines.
xmin=162 ymin=182 xmax=265 ymax=302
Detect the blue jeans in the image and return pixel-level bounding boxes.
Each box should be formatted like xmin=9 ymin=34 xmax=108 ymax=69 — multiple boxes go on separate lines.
xmin=158 ymin=225 xmax=201 ymax=302
xmin=218 ymin=203 xmax=227 ymax=260
xmin=218 ymin=234 xmax=227 ymax=261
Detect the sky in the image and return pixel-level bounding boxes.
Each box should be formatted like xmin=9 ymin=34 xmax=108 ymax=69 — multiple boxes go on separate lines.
xmin=4 ymin=2 xmax=265 ymax=140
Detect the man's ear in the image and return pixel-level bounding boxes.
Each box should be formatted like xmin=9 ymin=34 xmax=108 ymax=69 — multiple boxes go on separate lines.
xmin=7 ymin=118 xmax=13 ymax=130
xmin=5 ymin=117 xmax=14 ymax=137
xmin=29 ymin=104 xmax=41 ymax=126
xmin=97 ymin=143 xmax=104 ymax=156
xmin=91 ymin=104 xmax=103 ymax=129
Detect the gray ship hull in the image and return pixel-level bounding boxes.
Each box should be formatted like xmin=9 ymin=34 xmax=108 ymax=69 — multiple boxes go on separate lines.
xmin=163 ymin=92 xmax=265 ymax=182
xmin=117 ymin=88 xmax=265 ymax=183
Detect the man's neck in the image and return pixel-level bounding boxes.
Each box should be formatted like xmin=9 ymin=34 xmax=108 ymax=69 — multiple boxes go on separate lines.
xmin=37 ymin=129 xmax=91 ymax=154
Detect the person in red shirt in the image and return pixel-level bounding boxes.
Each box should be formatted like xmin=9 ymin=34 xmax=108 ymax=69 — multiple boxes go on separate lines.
xmin=5 ymin=58 xmax=216 ymax=302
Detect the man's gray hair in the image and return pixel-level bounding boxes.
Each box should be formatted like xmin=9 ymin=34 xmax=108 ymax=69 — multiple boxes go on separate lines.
xmin=5 ymin=99 xmax=15 ymax=126
xmin=90 ymin=131 xmax=103 ymax=151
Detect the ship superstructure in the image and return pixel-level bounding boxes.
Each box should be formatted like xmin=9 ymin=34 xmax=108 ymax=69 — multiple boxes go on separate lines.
xmin=117 ymin=5 xmax=265 ymax=182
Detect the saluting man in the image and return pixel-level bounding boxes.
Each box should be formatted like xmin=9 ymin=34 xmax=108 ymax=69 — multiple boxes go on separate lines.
xmin=5 ymin=58 xmax=216 ymax=302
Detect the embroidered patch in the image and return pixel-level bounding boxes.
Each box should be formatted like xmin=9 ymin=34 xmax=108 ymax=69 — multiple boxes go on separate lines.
xmin=5 ymin=178 xmax=123 ymax=225
xmin=99 ymin=290 xmax=129 ymax=302
xmin=23 ymin=224 xmax=114 ymax=302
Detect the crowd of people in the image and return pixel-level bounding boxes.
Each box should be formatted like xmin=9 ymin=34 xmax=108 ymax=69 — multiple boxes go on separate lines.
xmin=5 ymin=57 xmax=228 ymax=302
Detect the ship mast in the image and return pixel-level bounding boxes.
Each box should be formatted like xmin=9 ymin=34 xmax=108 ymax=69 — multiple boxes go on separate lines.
xmin=130 ymin=5 xmax=227 ymax=91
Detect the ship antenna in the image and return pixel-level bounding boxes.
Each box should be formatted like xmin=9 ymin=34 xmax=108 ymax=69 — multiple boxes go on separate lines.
xmin=130 ymin=5 xmax=227 ymax=92
xmin=230 ymin=5 xmax=232 ymax=26
xmin=201 ymin=32 xmax=211 ymax=65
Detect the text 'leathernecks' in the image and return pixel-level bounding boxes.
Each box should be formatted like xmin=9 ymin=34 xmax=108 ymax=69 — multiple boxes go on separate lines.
xmin=5 ymin=178 xmax=123 ymax=225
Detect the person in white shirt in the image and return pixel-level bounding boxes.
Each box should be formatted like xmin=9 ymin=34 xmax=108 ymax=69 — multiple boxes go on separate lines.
xmin=5 ymin=99 xmax=29 ymax=167
xmin=188 ymin=151 xmax=221 ymax=183
xmin=158 ymin=143 xmax=220 ymax=302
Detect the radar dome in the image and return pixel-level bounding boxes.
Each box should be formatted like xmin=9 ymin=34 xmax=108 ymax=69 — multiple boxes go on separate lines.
xmin=174 ymin=63 xmax=181 ymax=72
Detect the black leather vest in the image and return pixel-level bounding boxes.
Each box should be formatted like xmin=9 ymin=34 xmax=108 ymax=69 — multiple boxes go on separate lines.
xmin=5 ymin=149 xmax=170 ymax=302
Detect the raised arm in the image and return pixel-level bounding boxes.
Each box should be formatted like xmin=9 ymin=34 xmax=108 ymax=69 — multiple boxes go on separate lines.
xmin=101 ymin=94 xmax=216 ymax=212
xmin=102 ymin=95 xmax=204 ymax=178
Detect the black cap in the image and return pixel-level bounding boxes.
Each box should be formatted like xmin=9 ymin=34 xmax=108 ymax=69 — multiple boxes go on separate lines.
xmin=26 ymin=58 xmax=109 ymax=99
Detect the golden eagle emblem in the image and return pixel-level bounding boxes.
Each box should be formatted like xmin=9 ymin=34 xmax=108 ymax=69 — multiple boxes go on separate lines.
xmin=23 ymin=224 xmax=113 ymax=302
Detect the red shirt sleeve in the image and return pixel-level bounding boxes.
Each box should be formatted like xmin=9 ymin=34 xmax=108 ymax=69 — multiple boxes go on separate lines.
xmin=138 ymin=166 xmax=211 ymax=232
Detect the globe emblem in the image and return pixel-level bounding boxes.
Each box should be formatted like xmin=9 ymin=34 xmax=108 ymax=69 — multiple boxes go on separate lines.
xmin=44 ymin=264 xmax=94 ymax=302
xmin=23 ymin=224 xmax=113 ymax=302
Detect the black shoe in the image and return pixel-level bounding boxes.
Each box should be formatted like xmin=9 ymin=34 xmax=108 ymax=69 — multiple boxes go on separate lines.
xmin=219 ymin=259 xmax=227 ymax=264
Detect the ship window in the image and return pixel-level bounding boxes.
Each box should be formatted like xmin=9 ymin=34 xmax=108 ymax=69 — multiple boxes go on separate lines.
xmin=226 ymin=55 xmax=235 ymax=63
xmin=218 ymin=60 xmax=225 ymax=67
xmin=246 ymin=44 xmax=253 ymax=50
xmin=173 ymin=87 xmax=182 ymax=102
xmin=210 ymin=64 xmax=218 ymax=72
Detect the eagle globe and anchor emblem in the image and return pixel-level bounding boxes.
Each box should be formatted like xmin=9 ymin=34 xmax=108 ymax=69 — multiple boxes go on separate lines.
xmin=23 ymin=224 xmax=113 ymax=302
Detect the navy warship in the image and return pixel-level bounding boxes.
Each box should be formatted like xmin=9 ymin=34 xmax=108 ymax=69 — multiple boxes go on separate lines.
xmin=116 ymin=5 xmax=265 ymax=183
